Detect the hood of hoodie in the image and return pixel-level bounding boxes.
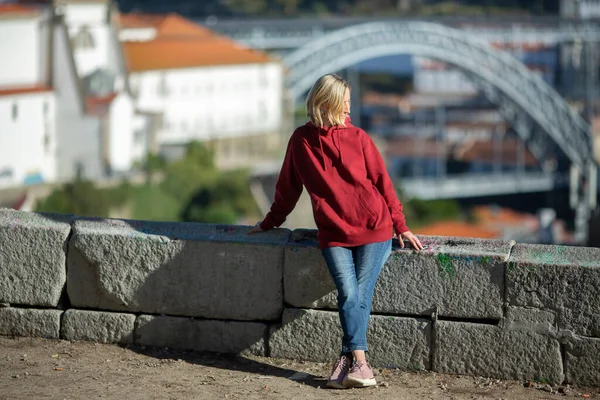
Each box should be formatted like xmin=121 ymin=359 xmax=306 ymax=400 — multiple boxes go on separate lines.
xmin=306 ymin=116 xmax=353 ymax=171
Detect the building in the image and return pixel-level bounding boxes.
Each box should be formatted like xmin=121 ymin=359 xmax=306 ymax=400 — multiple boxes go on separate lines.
xmin=118 ymin=12 xmax=285 ymax=170
xmin=53 ymin=0 xmax=136 ymax=179
xmin=0 ymin=0 xmax=138 ymax=190
xmin=0 ymin=4 xmax=57 ymax=189
xmin=561 ymin=0 xmax=600 ymax=19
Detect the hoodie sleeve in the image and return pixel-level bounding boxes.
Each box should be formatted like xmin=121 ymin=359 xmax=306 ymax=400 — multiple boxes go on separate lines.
xmin=362 ymin=131 xmax=409 ymax=234
xmin=260 ymin=134 xmax=303 ymax=231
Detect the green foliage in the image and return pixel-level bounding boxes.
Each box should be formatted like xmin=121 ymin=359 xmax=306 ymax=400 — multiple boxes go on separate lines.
xmin=102 ymin=179 xmax=132 ymax=207
xmin=205 ymin=0 xmax=547 ymax=18
xmin=407 ymin=198 xmax=461 ymax=226
xmin=35 ymin=179 xmax=112 ymax=217
xmin=34 ymin=141 xmax=259 ymax=225
xmin=160 ymin=141 xmax=218 ymax=202
xmin=128 ymin=184 xmax=181 ymax=222
xmin=361 ymin=73 xmax=414 ymax=94
xmin=145 ymin=152 xmax=166 ymax=173
xmin=274 ymin=0 xmax=301 ymax=15
xmin=222 ymin=0 xmax=268 ymax=14
xmin=397 ymin=184 xmax=463 ymax=228
xmin=180 ymin=168 xmax=259 ymax=224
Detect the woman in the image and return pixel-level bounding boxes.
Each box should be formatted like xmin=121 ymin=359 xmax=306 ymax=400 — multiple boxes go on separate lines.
xmin=249 ymin=73 xmax=423 ymax=389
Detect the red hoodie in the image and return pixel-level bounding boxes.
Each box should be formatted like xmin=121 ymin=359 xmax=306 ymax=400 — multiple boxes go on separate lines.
xmin=260 ymin=118 xmax=409 ymax=249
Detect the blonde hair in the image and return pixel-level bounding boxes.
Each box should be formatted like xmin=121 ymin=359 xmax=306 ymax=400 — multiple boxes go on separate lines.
xmin=306 ymin=74 xmax=350 ymax=128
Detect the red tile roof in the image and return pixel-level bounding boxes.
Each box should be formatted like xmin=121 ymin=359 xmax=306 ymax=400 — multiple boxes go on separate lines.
xmin=0 ymin=4 xmax=40 ymax=15
xmin=119 ymin=13 xmax=273 ymax=72
xmin=414 ymin=206 xmax=539 ymax=239
xmin=0 ymin=85 xmax=52 ymax=97
xmin=472 ymin=205 xmax=527 ymax=226
xmin=86 ymin=92 xmax=118 ymax=116
xmin=454 ymin=139 xmax=538 ymax=166
xmin=118 ymin=12 xmax=167 ymax=30
xmin=414 ymin=220 xmax=500 ymax=239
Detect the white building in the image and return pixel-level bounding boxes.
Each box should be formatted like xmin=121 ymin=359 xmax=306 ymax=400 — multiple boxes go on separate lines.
xmin=54 ymin=0 xmax=135 ymax=178
xmin=0 ymin=0 xmax=137 ymax=191
xmin=412 ymin=57 xmax=478 ymax=95
xmin=0 ymin=4 xmax=57 ymax=189
xmin=119 ymin=13 xmax=285 ymax=169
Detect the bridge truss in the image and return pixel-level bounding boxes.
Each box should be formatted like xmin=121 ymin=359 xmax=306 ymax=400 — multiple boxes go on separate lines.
xmin=283 ymin=21 xmax=598 ymax=242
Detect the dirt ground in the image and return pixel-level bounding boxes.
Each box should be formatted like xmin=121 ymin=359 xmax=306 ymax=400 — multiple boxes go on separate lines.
xmin=1 ymin=337 xmax=598 ymax=400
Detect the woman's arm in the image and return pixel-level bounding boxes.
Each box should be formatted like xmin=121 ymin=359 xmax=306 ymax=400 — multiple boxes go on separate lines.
xmin=362 ymin=132 xmax=408 ymax=234
xmin=258 ymin=135 xmax=303 ymax=231
xmin=362 ymin=131 xmax=423 ymax=250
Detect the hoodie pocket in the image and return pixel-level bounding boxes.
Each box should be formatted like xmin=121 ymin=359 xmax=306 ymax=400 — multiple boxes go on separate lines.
xmin=357 ymin=190 xmax=378 ymax=229
xmin=313 ymin=190 xmax=379 ymax=234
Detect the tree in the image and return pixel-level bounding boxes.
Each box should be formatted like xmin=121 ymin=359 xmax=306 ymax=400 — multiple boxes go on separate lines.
xmin=180 ymin=168 xmax=258 ymax=224
xmin=221 ymin=0 xmax=268 ymax=15
xmin=160 ymin=141 xmax=218 ymax=202
xmin=35 ymin=179 xmax=112 ymax=217
xmin=274 ymin=0 xmax=300 ymax=15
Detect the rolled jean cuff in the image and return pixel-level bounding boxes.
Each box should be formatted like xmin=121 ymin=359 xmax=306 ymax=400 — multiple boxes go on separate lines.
xmin=342 ymin=345 xmax=368 ymax=353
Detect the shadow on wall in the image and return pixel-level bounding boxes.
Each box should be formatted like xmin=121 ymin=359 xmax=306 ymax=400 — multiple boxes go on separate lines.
xmin=24 ymin=210 xmax=428 ymax=379
xmin=8 ymin=208 xmax=595 ymax=386
xmin=30 ymin=211 xmax=328 ymax=382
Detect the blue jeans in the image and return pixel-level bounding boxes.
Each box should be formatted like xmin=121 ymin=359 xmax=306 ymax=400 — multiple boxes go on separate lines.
xmin=322 ymin=239 xmax=392 ymax=353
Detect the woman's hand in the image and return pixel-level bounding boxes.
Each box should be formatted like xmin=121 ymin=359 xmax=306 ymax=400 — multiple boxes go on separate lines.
xmin=398 ymin=231 xmax=423 ymax=250
xmin=247 ymin=221 xmax=264 ymax=234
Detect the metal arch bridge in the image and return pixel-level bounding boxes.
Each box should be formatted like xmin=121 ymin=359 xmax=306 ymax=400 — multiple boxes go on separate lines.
xmin=208 ymin=16 xmax=600 ymax=50
xmin=277 ymin=21 xmax=598 ymax=240
xmin=282 ymin=21 xmax=595 ymax=173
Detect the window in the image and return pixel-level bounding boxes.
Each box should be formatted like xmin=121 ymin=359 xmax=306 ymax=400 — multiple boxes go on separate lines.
xmin=43 ymin=132 xmax=51 ymax=154
xmin=43 ymin=101 xmax=49 ymax=116
xmin=75 ymin=162 xmax=85 ymax=179
xmin=134 ymin=130 xmax=145 ymax=144
xmin=72 ymin=25 xmax=95 ymax=50
xmin=11 ymin=103 xmax=18 ymax=121
xmin=258 ymin=100 xmax=268 ymax=120
xmin=259 ymin=68 xmax=269 ymax=88
xmin=158 ymin=73 xmax=169 ymax=97
xmin=222 ymin=139 xmax=231 ymax=157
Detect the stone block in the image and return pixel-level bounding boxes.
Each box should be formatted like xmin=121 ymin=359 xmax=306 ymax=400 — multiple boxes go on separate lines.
xmin=565 ymin=336 xmax=600 ymax=386
xmin=135 ymin=314 xmax=266 ymax=356
xmin=0 ymin=307 xmax=62 ymax=338
xmin=507 ymin=244 xmax=600 ymax=337
xmin=269 ymin=308 xmax=341 ymax=363
xmin=366 ymin=314 xmax=431 ymax=370
xmin=503 ymin=306 xmax=557 ymax=334
xmin=283 ymin=230 xmax=336 ymax=309
xmin=61 ymin=309 xmax=135 ymax=344
xmin=0 ymin=209 xmax=73 ymax=306
xmin=374 ymin=236 xmax=513 ymax=319
xmin=434 ymin=321 xmax=563 ymax=383
xmin=67 ymin=218 xmax=290 ymax=321
xmin=269 ymin=308 xmax=431 ymax=370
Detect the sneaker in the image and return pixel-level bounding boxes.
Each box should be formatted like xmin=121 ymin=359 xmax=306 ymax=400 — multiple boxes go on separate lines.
xmin=343 ymin=360 xmax=377 ymax=387
xmin=326 ymin=355 xmax=351 ymax=389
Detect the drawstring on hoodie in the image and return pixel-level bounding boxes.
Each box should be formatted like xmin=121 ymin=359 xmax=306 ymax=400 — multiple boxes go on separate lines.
xmin=318 ymin=125 xmax=344 ymax=172
xmin=335 ymin=129 xmax=343 ymax=164
xmin=318 ymin=133 xmax=326 ymax=171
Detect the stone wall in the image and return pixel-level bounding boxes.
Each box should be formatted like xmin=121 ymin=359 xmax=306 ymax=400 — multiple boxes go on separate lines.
xmin=1 ymin=209 xmax=599 ymax=386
